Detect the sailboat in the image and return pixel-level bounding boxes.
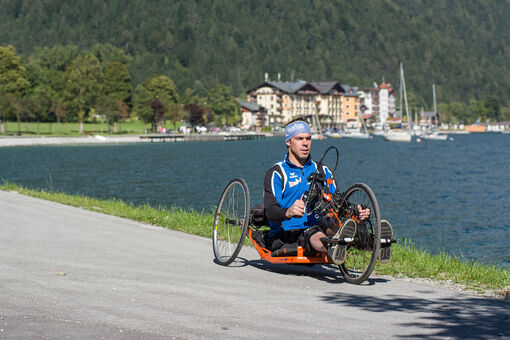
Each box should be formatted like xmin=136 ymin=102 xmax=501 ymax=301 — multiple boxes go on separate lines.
xmin=310 ymin=111 xmax=326 ymax=139
xmin=423 ymin=84 xmax=449 ymax=141
xmin=383 ymin=62 xmax=412 ymax=142
xmin=342 ymin=111 xmax=370 ymax=139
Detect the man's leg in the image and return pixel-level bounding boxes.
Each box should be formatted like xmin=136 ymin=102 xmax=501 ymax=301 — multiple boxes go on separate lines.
xmin=310 ymin=231 xmax=328 ymax=252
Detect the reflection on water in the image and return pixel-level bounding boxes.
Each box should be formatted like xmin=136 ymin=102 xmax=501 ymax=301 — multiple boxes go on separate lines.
xmin=1 ymin=134 xmax=509 ymax=267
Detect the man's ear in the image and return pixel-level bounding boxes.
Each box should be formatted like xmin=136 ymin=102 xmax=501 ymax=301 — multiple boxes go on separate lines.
xmin=286 ymin=139 xmax=291 ymax=148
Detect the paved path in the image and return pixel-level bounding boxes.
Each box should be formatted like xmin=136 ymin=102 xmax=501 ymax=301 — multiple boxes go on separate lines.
xmin=0 ymin=191 xmax=508 ymax=339
xmin=0 ymin=135 xmax=144 ymax=147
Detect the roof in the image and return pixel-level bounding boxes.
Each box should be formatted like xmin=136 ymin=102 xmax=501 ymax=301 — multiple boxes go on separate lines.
xmin=246 ymin=81 xmax=306 ymax=94
xmin=240 ymin=101 xmax=266 ymax=112
xmin=342 ymin=84 xmax=359 ymax=96
xmin=309 ymin=82 xmax=345 ymax=94
xmin=269 ymin=81 xmax=306 ymax=93
xmin=246 ymin=81 xmax=345 ymax=95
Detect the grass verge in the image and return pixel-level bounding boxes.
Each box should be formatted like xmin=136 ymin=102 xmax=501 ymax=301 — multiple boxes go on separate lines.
xmin=1 ymin=182 xmax=508 ymax=298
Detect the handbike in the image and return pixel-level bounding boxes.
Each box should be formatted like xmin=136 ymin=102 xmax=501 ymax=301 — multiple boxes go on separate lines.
xmin=212 ymin=146 xmax=394 ymax=284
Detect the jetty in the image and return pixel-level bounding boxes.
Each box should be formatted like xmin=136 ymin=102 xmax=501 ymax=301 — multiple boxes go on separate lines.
xmin=139 ymin=133 xmax=265 ymax=143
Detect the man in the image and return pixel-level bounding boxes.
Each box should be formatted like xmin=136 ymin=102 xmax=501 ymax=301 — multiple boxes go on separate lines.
xmin=263 ymin=118 xmax=360 ymax=263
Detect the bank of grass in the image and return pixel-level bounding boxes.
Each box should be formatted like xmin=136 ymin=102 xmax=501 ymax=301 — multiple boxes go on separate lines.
xmin=1 ymin=182 xmax=509 ymax=298
xmin=1 ymin=120 xmax=179 ymax=136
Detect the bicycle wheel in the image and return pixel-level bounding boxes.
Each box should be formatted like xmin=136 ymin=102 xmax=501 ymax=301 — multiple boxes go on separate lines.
xmin=338 ymin=183 xmax=381 ymax=284
xmin=212 ymin=178 xmax=250 ymax=266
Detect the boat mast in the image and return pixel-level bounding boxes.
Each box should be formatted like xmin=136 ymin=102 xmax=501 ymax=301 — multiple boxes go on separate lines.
xmin=401 ymin=62 xmax=411 ymax=131
xmin=432 ymin=84 xmax=438 ymax=129
xmin=399 ymin=64 xmax=403 ymax=121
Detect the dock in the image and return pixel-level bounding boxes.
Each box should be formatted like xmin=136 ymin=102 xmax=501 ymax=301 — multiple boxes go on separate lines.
xmin=139 ymin=134 xmax=265 ymax=143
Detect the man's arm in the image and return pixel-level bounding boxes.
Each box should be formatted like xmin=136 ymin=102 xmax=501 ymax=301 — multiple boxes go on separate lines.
xmin=263 ymin=166 xmax=287 ymax=223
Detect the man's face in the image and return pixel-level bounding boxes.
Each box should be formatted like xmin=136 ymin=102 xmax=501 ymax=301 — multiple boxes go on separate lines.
xmin=286 ymin=132 xmax=312 ymax=161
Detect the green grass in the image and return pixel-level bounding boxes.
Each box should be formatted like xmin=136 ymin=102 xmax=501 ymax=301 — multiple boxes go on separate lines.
xmin=1 ymin=182 xmax=509 ymax=297
xmin=1 ymin=120 xmax=180 ymax=136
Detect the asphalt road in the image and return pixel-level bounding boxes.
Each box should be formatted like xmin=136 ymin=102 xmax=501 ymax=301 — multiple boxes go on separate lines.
xmin=1 ymin=190 xmax=508 ymax=339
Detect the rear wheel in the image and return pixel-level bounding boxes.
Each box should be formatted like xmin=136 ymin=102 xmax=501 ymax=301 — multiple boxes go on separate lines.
xmin=338 ymin=183 xmax=381 ymax=284
xmin=212 ymin=178 xmax=250 ymax=266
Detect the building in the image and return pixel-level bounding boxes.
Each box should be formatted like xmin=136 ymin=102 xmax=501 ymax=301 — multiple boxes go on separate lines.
xmin=240 ymin=101 xmax=267 ymax=130
xmin=246 ymin=81 xmax=346 ymax=130
xmin=341 ymin=85 xmax=360 ymax=129
xmin=359 ymin=82 xmax=396 ymax=129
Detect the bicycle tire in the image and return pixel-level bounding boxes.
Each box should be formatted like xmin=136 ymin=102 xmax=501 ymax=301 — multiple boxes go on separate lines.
xmin=212 ymin=178 xmax=250 ymax=266
xmin=338 ymin=183 xmax=381 ymax=284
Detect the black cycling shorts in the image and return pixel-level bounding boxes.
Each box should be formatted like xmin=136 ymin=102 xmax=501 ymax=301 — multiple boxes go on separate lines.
xmin=269 ymin=226 xmax=323 ymax=255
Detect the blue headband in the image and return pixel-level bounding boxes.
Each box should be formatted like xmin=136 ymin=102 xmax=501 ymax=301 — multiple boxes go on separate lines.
xmin=285 ymin=121 xmax=311 ymax=142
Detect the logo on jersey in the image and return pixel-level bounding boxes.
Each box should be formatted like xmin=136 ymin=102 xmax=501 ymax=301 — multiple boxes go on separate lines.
xmin=289 ymin=178 xmax=301 ymax=187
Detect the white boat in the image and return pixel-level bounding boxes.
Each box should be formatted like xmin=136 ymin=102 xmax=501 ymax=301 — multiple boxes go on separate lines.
xmin=423 ymin=131 xmax=448 ymax=140
xmin=343 ymin=109 xmax=370 ymax=139
xmin=383 ymin=62 xmax=412 ymax=142
xmin=309 ymin=110 xmax=326 ymax=139
xmin=343 ymin=131 xmax=370 ymax=139
xmin=325 ymin=131 xmax=342 ymax=138
xmin=383 ymin=130 xmax=412 ymax=142
xmin=312 ymin=134 xmax=327 ymax=140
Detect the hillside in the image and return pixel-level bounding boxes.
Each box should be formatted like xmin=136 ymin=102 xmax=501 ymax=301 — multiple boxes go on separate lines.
xmin=1 ymin=0 xmax=509 ymax=108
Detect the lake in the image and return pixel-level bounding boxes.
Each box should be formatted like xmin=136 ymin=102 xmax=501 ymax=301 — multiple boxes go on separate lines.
xmin=1 ymin=133 xmax=509 ymax=267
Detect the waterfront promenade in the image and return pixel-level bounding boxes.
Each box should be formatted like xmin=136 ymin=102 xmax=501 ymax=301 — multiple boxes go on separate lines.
xmin=0 ymin=133 xmax=268 ymax=147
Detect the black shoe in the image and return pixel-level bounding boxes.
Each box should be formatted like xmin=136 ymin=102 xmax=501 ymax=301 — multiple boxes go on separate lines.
xmin=379 ymin=219 xmax=393 ymax=263
xmin=328 ymin=219 xmax=357 ymax=264
xmin=355 ymin=220 xmax=373 ymax=250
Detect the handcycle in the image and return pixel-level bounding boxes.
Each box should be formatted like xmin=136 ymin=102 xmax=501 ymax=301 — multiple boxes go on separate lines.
xmin=212 ymin=146 xmax=394 ymax=284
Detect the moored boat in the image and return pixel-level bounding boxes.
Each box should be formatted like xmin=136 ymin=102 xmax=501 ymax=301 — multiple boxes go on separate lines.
xmin=382 ymin=130 xmax=412 ymax=142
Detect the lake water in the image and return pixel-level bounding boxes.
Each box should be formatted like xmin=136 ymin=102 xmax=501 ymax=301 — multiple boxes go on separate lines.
xmin=1 ymin=134 xmax=509 ymax=267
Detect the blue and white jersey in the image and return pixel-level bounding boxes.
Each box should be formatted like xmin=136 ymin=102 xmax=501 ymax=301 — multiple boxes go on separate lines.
xmin=263 ymin=153 xmax=337 ymax=238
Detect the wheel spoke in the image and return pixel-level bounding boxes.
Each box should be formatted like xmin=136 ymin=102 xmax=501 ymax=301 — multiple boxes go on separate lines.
xmin=339 ymin=183 xmax=381 ymax=284
xmin=212 ymin=178 xmax=250 ymax=265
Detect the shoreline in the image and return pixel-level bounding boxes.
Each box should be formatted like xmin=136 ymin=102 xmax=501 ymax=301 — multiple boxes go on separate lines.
xmin=0 ymin=135 xmax=144 ymax=147
xmin=0 ymin=133 xmax=272 ymax=147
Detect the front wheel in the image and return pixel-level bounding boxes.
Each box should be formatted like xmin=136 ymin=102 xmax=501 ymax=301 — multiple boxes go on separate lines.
xmin=212 ymin=178 xmax=250 ymax=266
xmin=338 ymin=183 xmax=381 ymax=284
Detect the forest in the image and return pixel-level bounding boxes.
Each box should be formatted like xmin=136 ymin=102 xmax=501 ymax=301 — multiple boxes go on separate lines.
xmin=0 ymin=0 xmax=509 ymax=131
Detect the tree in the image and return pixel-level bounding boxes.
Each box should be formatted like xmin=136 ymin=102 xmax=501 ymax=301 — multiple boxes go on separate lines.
xmin=134 ymin=75 xmax=179 ymax=132
xmin=95 ymin=96 xmax=127 ymax=133
xmin=133 ymin=84 xmax=153 ymax=133
xmin=63 ymin=54 xmax=103 ymax=133
xmin=90 ymin=43 xmax=132 ymax=68
xmin=185 ymin=103 xmax=211 ymax=126
xmin=207 ymin=84 xmax=240 ymax=126
xmin=484 ymin=95 xmax=501 ymax=122
xmin=103 ymin=61 xmax=133 ymax=108
xmin=150 ymin=98 xmax=165 ymax=132
xmin=51 ymin=98 xmax=67 ymax=135
xmin=29 ymin=85 xmax=55 ymax=134
xmin=468 ymin=100 xmax=487 ymax=123
xmin=29 ymin=44 xmax=80 ymax=72
xmin=0 ymin=45 xmax=30 ymax=133
xmin=501 ymin=105 xmax=510 ymax=122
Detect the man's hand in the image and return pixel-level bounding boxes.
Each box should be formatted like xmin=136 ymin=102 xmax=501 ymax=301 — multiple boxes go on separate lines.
xmin=357 ymin=205 xmax=371 ymax=220
xmin=286 ymin=199 xmax=305 ymax=219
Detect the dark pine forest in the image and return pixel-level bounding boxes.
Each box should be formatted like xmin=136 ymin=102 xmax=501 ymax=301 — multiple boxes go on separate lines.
xmin=1 ymin=0 xmax=509 ymax=122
